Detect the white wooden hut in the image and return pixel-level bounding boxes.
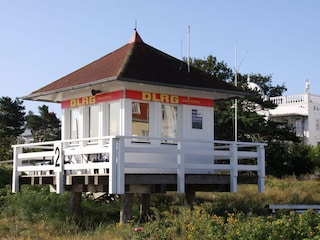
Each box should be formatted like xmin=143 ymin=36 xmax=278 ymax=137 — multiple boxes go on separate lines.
xmin=12 ymin=30 xmax=266 ymax=222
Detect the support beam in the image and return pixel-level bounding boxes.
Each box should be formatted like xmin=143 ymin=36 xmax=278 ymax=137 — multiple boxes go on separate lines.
xmin=230 ymin=143 xmax=238 ymax=192
xmin=140 ymin=193 xmax=151 ymax=218
xmin=54 ymin=142 xmax=64 ymax=194
xmin=177 ymin=142 xmax=185 ymax=193
xmin=185 ymin=191 xmax=196 ymax=209
xmin=70 ymin=191 xmax=82 ymax=215
xmin=12 ymin=146 xmax=22 ymax=193
xmin=258 ymin=145 xmax=266 ymax=192
xmin=120 ymin=193 xmax=134 ymax=224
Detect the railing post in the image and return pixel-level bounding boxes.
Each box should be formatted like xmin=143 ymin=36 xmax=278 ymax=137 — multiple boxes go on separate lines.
xmin=54 ymin=142 xmax=64 ymax=194
xmin=12 ymin=146 xmax=21 ymax=193
xmin=177 ymin=141 xmax=185 ymax=193
xmin=230 ymin=143 xmax=238 ymax=192
xmin=117 ymin=137 xmax=125 ymax=194
xmin=257 ymin=145 xmax=265 ymax=192
xmin=109 ymin=137 xmax=117 ymax=194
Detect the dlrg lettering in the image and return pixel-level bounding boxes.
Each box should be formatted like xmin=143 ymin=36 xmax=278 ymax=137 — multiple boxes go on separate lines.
xmin=70 ymin=96 xmax=96 ymax=107
xmin=142 ymin=92 xmax=179 ymax=104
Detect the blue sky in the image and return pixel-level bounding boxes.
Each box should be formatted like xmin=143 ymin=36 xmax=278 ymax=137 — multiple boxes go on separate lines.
xmin=0 ymin=1 xmax=319 ymax=115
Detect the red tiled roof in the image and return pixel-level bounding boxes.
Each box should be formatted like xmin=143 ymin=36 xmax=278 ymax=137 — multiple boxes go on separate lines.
xmin=30 ymin=41 xmax=133 ymax=94
xmin=26 ymin=30 xmax=244 ymax=99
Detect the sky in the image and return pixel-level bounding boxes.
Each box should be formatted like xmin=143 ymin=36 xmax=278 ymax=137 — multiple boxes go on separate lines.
xmin=0 ymin=1 xmax=319 ymax=116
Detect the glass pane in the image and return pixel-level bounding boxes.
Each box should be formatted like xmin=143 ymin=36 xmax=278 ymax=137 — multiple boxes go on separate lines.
xmin=109 ymin=102 xmax=120 ymax=136
xmin=161 ymin=105 xmax=177 ymax=142
xmin=70 ymin=108 xmax=80 ymax=142
xmin=89 ymin=104 xmax=99 ymax=139
xmin=132 ymin=102 xmax=149 ymax=138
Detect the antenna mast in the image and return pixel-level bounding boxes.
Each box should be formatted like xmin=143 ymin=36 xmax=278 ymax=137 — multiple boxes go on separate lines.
xmin=234 ymin=41 xmax=238 ymax=142
xmin=234 ymin=42 xmax=247 ymax=142
xmin=187 ymin=25 xmax=190 ymax=73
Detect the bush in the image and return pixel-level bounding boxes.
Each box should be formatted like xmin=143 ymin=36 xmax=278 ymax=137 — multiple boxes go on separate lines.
xmin=114 ymin=208 xmax=320 ymax=240
xmin=1 ymin=177 xmax=320 ymax=239
xmin=0 ymin=164 xmax=12 ymax=188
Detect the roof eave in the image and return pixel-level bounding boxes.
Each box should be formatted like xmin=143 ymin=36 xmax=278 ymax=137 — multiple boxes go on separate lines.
xmin=22 ymin=76 xmax=118 ymax=101
xmin=117 ymin=76 xmax=248 ymax=99
xmin=23 ymin=74 xmax=248 ymax=102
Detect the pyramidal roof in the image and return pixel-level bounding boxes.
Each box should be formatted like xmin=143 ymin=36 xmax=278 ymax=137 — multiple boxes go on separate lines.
xmin=25 ymin=30 xmax=245 ymax=101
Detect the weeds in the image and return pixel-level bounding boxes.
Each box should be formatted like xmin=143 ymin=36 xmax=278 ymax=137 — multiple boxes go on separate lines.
xmin=1 ymin=177 xmax=320 ymax=239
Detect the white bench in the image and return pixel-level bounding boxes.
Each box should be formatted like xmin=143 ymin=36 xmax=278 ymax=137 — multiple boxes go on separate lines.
xmin=268 ymin=204 xmax=320 ymax=213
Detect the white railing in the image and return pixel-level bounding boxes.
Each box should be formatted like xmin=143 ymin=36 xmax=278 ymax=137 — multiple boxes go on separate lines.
xmin=12 ymin=136 xmax=266 ymax=195
xmin=270 ymin=94 xmax=308 ymax=105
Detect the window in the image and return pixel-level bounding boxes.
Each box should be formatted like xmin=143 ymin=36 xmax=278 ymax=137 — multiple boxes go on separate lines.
xmin=132 ymin=102 xmax=141 ymax=114
xmin=70 ymin=108 xmax=80 ymax=143
xmin=89 ymin=104 xmax=99 ymax=140
xmin=295 ymin=119 xmax=303 ymax=136
xmin=316 ymin=119 xmax=320 ymax=131
xmin=161 ymin=104 xmax=177 ymax=143
xmin=109 ymin=102 xmax=120 ymax=136
xmin=132 ymin=102 xmax=149 ymax=139
xmin=192 ymin=109 xmax=203 ymax=129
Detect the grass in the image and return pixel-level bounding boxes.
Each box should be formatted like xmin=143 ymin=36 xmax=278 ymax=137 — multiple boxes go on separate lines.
xmin=1 ymin=176 xmax=320 ymax=239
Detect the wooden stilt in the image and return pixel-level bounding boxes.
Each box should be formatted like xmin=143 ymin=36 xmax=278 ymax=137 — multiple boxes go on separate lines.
xmin=140 ymin=193 xmax=151 ymax=218
xmin=70 ymin=191 xmax=82 ymax=215
xmin=120 ymin=193 xmax=134 ymax=223
xmin=185 ymin=191 xmax=195 ymax=209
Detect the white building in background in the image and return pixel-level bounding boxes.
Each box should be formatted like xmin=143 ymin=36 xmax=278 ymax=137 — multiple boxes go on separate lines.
xmin=268 ymin=80 xmax=320 ymax=146
xmin=19 ymin=128 xmax=33 ymax=144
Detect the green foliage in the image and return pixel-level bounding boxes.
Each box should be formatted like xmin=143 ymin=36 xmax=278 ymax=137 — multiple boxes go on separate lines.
xmin=26 ymin=105 xmax=61 ymax=142
xmin=0 ymin=185 xmax=120 ymax=238
xmin=0 ymin=97 xmax=25 ymax=138
xmin=0 ymin=135 xmax=16 ymax=160
xmin=310 ymin=145 xmax=320 ymax=170
xmin=1 ymin=185 xmax=70 ymax=223
xmin=0 ymin=97 xmax=25 ymax=160
xmin=264 ymin=176 xmax=320 ymax=204
xmin=286 ymin=144 xmax=315 ymax=176
xmin=266 ymin=143 xmax=317 ymax=177
xmin=0 ymin=164 xmax=12 ymax=188
xmin=189 ymin=55 xmax=314 ymax=178
xmin=1 ymin=178 xmax=320 ymax=239
xmin=238 ymin=73 xmax=287 ymax=98
xmin=189 ymin=55 xmax=233 ymax=82
xmin=115 ymin=209 xmax=320 ymax=240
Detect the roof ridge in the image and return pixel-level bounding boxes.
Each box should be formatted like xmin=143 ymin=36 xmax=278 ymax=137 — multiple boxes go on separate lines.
xmin=116 ymin=43 xmax=136 ymax=76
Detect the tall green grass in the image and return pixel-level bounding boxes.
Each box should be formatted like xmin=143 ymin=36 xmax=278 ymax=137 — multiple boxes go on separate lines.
xmin=1 ymin=176 xmax=320 ymax=239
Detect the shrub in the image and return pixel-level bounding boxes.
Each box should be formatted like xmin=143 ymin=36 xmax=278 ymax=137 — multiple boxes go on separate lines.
xmin=1 ymin=177 xmax=320 ymax=239
xmin=0 ymin=164 xmax=12 ymax=188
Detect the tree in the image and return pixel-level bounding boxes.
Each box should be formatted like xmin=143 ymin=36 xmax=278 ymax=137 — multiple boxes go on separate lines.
xmin=0 ymin=97 xmax=25 ymax=138
xmin=0 ymin=135 xmax=16 ymax=161
xmin=26 ymin=105 xmax=61 ymax=142
xmin=310 ymin=145 xmax=320 ymax=170
xmin=189 ymin=55 xmax=233 ymax=82
xmin=189 ymin=55 xmax=307 ymax=177
xmin=286 ymin=144 xmax=315 ymax=177
xmin=190 ymin=55 xmax=291 ymax=142
xmin=0 ymin=97 xmax=25 ymax=160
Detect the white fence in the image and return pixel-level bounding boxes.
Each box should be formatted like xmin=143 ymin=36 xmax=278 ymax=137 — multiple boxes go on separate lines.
xmin=12 ymin=136 xmax=266 ymax=195
xmin=270 ymin=94 xmax=308 ymax=105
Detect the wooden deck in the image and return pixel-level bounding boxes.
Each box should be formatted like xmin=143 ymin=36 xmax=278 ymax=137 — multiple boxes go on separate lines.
xmin=13 ymin=136 xmax=266 ymax=194
xmin=20 ymin=173 xmax=258 ymax=193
